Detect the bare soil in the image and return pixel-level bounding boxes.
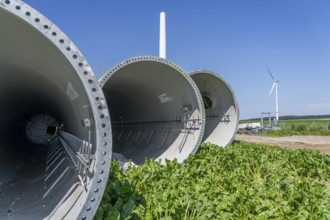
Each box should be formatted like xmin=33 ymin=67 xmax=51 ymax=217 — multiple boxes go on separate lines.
xmin=235 ymin=134 xmax=330 ymax=155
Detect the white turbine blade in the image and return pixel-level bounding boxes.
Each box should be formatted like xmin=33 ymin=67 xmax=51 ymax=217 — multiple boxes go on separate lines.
xmin=266 ymin=66 xmax=275 ymax=81
xmin=269 ymin=82 xmax=275 ymax=96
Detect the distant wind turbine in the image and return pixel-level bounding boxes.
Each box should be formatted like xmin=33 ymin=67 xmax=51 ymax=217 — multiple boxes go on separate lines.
xmin=267 ymin=66 xmax=279 ymax=126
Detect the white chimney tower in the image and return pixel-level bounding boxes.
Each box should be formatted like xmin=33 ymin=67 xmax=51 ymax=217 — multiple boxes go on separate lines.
xmin=159 ymin=12 xmax=167 ymax=59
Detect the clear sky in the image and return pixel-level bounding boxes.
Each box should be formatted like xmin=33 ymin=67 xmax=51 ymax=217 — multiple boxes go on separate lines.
xmin=24 ymin=0 xmax=330 ymax=119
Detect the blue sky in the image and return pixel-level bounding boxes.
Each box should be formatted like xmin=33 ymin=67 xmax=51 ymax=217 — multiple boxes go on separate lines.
xmin=24 ymin=0 xmax=330 ymax=119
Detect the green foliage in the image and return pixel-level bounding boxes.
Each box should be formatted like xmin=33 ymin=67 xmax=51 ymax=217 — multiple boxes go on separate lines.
xmin=202 ymin=96 xmax=213 ymax=109
xmin=95 ymin=142 xmax=330 ymax=219
xmin=94 ymin=161 xmax=144 ymax=220
xmin=264 ymin=119 xmax=330 ymax=136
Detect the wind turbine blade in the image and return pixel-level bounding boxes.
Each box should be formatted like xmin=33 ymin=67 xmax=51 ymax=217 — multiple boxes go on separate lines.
xmin=269 ymin=82 xmax=275 ymax=96
xmin=266 ymin=66 xmax=275 ymax=81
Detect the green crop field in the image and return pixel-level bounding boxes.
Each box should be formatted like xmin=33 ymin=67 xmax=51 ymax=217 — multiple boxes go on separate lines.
xmin=264 ymin=119 xmax=330 ymax=136
xmin=240 ymin=117 xmax=330 ymax=136
xmin=94 ymin=142 xmax=330 ymax=220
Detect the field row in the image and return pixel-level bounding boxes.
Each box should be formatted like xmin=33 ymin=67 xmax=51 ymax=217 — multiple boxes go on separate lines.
xmin=95 ymin=142 xmax=330 ymax=220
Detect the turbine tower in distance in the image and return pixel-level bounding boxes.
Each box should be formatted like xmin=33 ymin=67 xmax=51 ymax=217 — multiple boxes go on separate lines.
xmin=267 ymin=66 xmax=279 ymax=126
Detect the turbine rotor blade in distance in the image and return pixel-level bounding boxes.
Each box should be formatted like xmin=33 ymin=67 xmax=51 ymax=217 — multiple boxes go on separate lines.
xmin=269 ymin=82 xmax=275 ymax=96
xmin=266 ymin=66 xmax=275 ymax=81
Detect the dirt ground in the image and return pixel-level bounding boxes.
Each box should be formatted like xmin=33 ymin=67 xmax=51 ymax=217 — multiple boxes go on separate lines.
xmin=235 ymin=134 xmax=330 ymax=155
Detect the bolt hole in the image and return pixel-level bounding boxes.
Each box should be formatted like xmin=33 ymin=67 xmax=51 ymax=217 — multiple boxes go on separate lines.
xmin=101 ymin=124 xmax=106 ymax=128
xmin=44 ymin=25 xmax=49 ymax=29
xmin=15 ymin=5 xmax=21 ymax=10
xmin=100 ymin=114 xmax=104 ymax=119
xmin=35 ymin=18 xmax=40 ymax=22
xmin=98 ymin=106 xmax=102 ymax=110
xmin=92 ymin=88 xmax=96 ymax=92
xmin=5 ymin=0 xmax=10 ymax=4
xmin=78 ymin=63 xmax=83 ymax=67
xmin=83 ymin=71 xmax=88 ymax=75
xmin=59 ymin=39 xmax=64 ymax=44
xmin=73 ymin=55 xmax=77 ymax=59
xmin=95 ymin=97 xmax=99 ymax=101
xmin=52 ymin=32 xmax=57 ymax=36
xmin=25 ymin=11 xmax=30 ymax=16
xmin=88 ymin=79 xmax=92 ymax=84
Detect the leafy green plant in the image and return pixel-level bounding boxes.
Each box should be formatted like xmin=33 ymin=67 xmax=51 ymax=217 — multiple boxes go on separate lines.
xmin=95 ymin=142 xmax=330 ymax=219
xmin=94 ymin=161 xmax=144 ymax=220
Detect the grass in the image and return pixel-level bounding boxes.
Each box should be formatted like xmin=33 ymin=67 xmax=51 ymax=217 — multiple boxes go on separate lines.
xmin=240 ymin=118 xmax=330 ymax=136
xmin=264 ymin=119 xmax=330 ymax=136
xmin=95 ymin=142 xmax=330 ymax=220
